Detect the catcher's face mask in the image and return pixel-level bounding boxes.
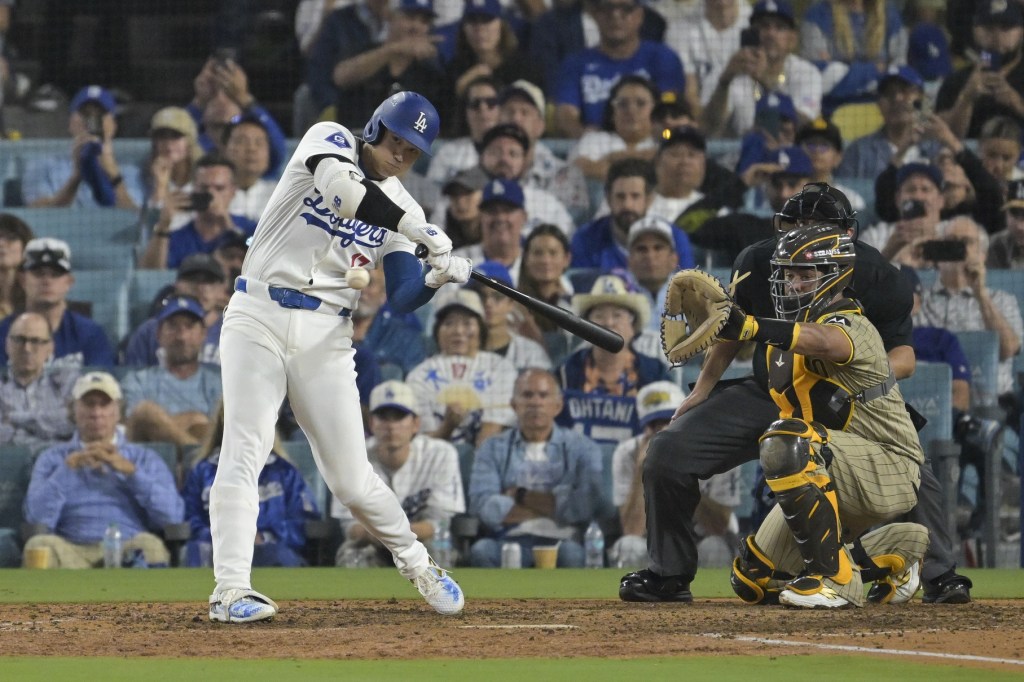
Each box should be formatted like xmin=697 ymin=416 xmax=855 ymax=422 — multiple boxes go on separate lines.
xmin=770 ymin=224 xmax=855 ymax=321
xmin=770 ymin=266 xmax=832 ymax=321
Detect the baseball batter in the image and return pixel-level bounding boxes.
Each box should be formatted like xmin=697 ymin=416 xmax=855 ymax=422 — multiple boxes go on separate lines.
xmin=725 ymin=225 xmax=928 ymax=608
xmin=207 ymin=92 xmax=471 ymax=623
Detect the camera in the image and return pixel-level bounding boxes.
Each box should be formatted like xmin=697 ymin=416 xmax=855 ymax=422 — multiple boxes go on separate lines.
xmin=740 ymin=27 xmax=761 ymax=49
xmin=899 ymin=199 xmax=927 ymax=220
xmin=83 ymin=110 xmax=104 ymax=139
xmin=187 ymin=191 xmax=213 ymax=212
xmin=921 ymin=239 xmax=967 ymax=262
xmin=980 ymin=50 xmax=1002 ymax=72
xmin=212 ymin=47 xmax=237 ymax=67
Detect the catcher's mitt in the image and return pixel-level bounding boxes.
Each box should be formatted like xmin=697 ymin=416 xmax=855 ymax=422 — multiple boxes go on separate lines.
xmin=661 ymin=269 xmax=743 ymax=364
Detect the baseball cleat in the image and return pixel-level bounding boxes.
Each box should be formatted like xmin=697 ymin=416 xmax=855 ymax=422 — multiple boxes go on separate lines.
xmin=619 ymin=569 xmax=693 ymax=603
xmin=209 ymin=588 xmax=279 ymax=623
xmin=922 ymin=573 xmax=973 ymax=604
xmin=779 ymin=576 xmax=850 ymax=609
xmin=412 ymin=560 xmax=464 ymax=615
xmin=867 ymin=561 xmax=921 ymax=604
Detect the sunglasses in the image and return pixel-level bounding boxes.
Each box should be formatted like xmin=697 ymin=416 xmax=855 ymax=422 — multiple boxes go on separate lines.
xmin=467 ymin=97 xmax=499 ymax=111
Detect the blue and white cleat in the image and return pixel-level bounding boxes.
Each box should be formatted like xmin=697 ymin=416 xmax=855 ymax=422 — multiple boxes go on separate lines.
xmin=412 ymin=560 xmax=465 ymax=615
xmin=209 ymin=588 xmax=279 ymax=623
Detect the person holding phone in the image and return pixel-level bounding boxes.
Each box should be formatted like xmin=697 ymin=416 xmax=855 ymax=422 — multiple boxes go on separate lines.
xmin=861 ymin=162 xmax=945 ymax=266
xmin=936 ymin=0 xmax=1024 ymax=138
xmin=139 ymin=155 xmax=257 ymax=270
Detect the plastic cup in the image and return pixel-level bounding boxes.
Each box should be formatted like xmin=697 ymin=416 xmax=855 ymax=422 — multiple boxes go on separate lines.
xmin=532 ymin=544 xmax=559 ymax=569
xmin=24 ymin=548 xmax=51 ymax=569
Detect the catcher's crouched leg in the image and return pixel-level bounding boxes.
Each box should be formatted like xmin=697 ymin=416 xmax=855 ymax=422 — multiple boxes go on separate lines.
xmin=730 ymin=535 xmax=794 ymax=605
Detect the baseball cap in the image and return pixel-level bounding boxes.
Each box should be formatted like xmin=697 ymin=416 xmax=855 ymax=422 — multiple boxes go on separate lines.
xmin=70 ymin=85 xmax=117 ymax=114
xmin=636 ymin=381 xmax=685 ymax=428
xmin=658 ymin=125 xmax=706 ymax=153
xmin=156 ymin=296 xmax=206 ymax=324
xmin=751 ymin=0 xmax=796 ymax=28
xmin=877 ymin=64 xmax=924 ymax=93
xmin=177 ymin=253 xmax=225 ymax=282
xmin=796 ymin=117 xmax=843 ymax=151
xmin=499 ymin=80 xmax=545 ymax=114
xmin=756 ymin=91 xmax=799 ymax=123
xmin=472 ymin=259 xmax=513 ymax=287
xmin=433 ymin=287 xmax=486 ymax=323
xmin=479 ymin=122 xmax=530 ymax=153
xmin=908 ymin=24 xmax=953 ymax=81
xmin=896 ymin=161 xmax=943 ymax=191
xmin=442 ymin=166 xmax=488 ymax=195
xmin=214 ymin=231 xmax=251 ymax=254
xmin=370 ymin=380 xmax=419 ymax=416
xmin=397 ymin=0 xmax=437 ymax=17
xmin=627 ymin=215 xmax=675 ymax=248
xmin=975 ymin=0 xmax=1023 ymax=27
xmin=150 ymin=106 xmax=196 ymax=138
xmin=72 ymin=371 xmax=123 ymax=402
xmin=463 ymin=0 xmax=502 ymax=20
xmin=764 ymin=146 xmax=814 ymax=178
xmin=1003 ymin=179 xmax=1024 ymax=210
xmin=572 ymin=272 xmax=650 ymax=332
xmin=23 ymin=238 xmax=72 ymax=273
xmin=480 ymin=177 xmax=525 ymax=210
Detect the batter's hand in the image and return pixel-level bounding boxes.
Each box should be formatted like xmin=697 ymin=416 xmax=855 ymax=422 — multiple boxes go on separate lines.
xmin=404 ymin=223 xmax=452 ymax=258
xmin=425 ymin=256 xmax=472 ymax=288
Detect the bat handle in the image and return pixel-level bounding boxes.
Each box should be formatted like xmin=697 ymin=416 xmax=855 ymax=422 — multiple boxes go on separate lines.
xmin=415 ymin=244 xmax=429 ymax=259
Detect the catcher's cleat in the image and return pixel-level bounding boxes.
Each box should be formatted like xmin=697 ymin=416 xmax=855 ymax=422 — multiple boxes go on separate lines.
xmin=619 ymin=569 xmax=693 ymax=603
xmin=922 ymin=573 xmax=973 ymax=604
xmin=778 ymin=576 xmax=850 ymax=609
xmin=867 ymin=561 xmax=921 ymax=605
xmin=412 ymin=560 xmax=464 ymax=615
xmin=209 ymin=588 xmax=279 ymax=623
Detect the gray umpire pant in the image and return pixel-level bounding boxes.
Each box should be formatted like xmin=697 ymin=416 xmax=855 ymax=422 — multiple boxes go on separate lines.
xmin=642 ymin=377 xmax=956 ymax=584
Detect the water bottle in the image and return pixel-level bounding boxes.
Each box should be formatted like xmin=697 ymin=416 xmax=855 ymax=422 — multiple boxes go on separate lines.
xmin=433 ymin=518 xmax=453 ymax=568
xmin=103 ymin=523 xmax=122 ymax=569
xmin=584 ymin=521 xmax=605 ymax=569
xmin=501 ymin=541 xmax=522 ymax=569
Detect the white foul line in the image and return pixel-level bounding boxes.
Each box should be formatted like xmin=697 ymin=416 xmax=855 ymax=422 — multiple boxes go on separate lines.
xmin=458 ymin=624 xmax=578 ymax=630
xmin=704 ymin=634 xmax=1024 ymax=666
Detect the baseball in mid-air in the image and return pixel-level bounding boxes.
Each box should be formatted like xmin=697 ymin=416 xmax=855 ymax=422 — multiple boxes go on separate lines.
xmin=347 ymin=267 xmax=370 ymax=290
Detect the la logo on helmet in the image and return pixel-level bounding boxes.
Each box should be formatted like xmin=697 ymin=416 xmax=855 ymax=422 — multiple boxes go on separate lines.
xmin=413 ymin=112 xmax=428 ymax=133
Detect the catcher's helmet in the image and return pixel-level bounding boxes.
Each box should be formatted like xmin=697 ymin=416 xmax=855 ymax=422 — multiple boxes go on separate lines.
xmin=772 ymin=182 xmax=858 ymax=238
xmin=363 ymin=91 xmax=440 ymax=156
xmin=770 ymin=224 xmax=856 ymax=322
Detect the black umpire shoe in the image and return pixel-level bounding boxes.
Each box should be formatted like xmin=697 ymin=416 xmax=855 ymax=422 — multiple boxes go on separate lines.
xmin=922 ymin=573 xmax=973 ymax=604
xmin=619 ymin=569 xmax=693 ymax=602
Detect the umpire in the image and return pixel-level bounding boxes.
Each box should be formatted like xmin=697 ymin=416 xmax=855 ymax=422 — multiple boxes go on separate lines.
xmin=619 ymin=183 xmax=973 ymax=604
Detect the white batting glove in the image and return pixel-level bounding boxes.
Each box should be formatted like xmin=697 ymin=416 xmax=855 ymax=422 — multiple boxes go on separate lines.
xmin=400 ymin=221 xmax=452 ymax=258
xmin=425 ymin=256 xmax=472 ymax=289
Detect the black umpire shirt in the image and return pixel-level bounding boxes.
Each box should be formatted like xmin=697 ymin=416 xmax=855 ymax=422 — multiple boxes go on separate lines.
xmin=732 ymin=237 xmax=914 ymax=391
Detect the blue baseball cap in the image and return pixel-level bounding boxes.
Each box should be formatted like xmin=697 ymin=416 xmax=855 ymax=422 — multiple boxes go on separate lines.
xmin=975 ymin=0 xmax=1023 ymax=27
xmin=877 ymin=64 xmax=924 ymax=93
xmin=464 ymin=0 xmax=502 ymax=19
xmin=751 ymin=0 xmax=795 ymax=28
xmin=70 ymin=85 xmax=117 ymax=113
xmin=398 ymin=0 xmax=437 ymax=17
xmin=908 ymin=24 xmax=953 ymax=81
xmin=472 ymin=260 xmax=513 ymax=287
xmin=157 ymin=296 xmax=206 ymax=325
xmin=756 ymin=91 xmax=799 ymax=123
xmin=480 ymin=178 xmax=525 ymax=210
xmin=764 ymin=146 xmax=814 ymax=178
xmin=896 ymin=161 xmax=943 ymax=190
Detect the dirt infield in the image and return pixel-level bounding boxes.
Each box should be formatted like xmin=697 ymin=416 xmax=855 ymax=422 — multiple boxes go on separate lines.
xmin=1 ymin=599 xmax=1022 ymax=668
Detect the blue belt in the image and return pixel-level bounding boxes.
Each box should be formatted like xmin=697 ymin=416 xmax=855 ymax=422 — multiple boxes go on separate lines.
xmin=235 ymin=278 xmax=351 ymax=316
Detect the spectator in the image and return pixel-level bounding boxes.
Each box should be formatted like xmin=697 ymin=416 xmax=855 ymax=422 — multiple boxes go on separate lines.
xmin=861 ymin=161 xmax=945 ymax=266
xmin=936 ymin=0 xmax=1024 ymax=139
xmin=625 ymin=216 xmax=682 ymax=333
xmin=517 ymin=224 xmax=575 ymax=342
xmin=123 ymin=254 xmax=228 ymax=368
xmin=334 ymin=380 xmax=465 ymax=566
xmin=139 ymin=155 xmax=257 ymax=270
xmin=426 ymin=76 xmax=500 ymax=182
xmin=22 ymin=371 xmax=184 ymax=568
xmin=406 ymin=288 xmax=517 ymax=447
xmin=436 ymin=168 xmax=487 ymax=247
xmin=183 ymin=400 xmax=320 ymax=567
xmin=212 ymin=231 xmax=249 ymax=290
xmin=732 ymin=91 xmax=801 ymax=176
xmin=836 ymin=65 xmax=936 ymax=181
xmin=978 ymin=115 xmax=1024 ymax=191
xmin=468 ymin=368 xmax=603 ymax=567
xmin=553 ymin=0 xmax=686 ymax=138
xmin=0 ymin=312 xmax=76 ymax=448
xmin=648 ymin=125 xmax=746 ymax=235
xmin=446 ymin=0 xmax=543 ymax=99
xmin=121 ymin=297 xmax=223 ymax=450
xmin=453 ymin=178 xmax=527 ymax=283
xmin=295 ymin=0 xmax=351 ymax=56
xmin=904 ymin=0 xmax=953 ymax=97
xmin=556 ymin=273 xmax=670 ymax=445
xmin=23 ymin=86 xmax=143 ymax=209
xmin=498 ymin=79 xmax=591 ymax=223
xmin=568 ymin=75 xmax=659 ymax=181
xmin=650 ymin=95 xmax=698 ymax=137
xmin=471 ymin=260 xmax=551 ymax=370
xmin=144 ymin=107 xmax=205 ymax=231
xmin=0 ymin=213 xmax=31 ymax=318
xmin=223 ymin=115 xmax=276 ymax=222
xmin=795 ymin=118 xmax=866 ymax=213
xmin=703 ymin=0 xmax=823 ymax=138
xmin=610 ymin=381 xmax=741 ymax=568
xmin=915 ymin=215 xmax=1023 ymax=402
xmin=0 ymin=238 xmax=115 ymax=370
xmin=989 ymin=179 xmax=1024 ymax=268
xmin=352 ymin=267 xmax=428 ymax=379
xmin=666 ymin=0 xmax=750 ymax=112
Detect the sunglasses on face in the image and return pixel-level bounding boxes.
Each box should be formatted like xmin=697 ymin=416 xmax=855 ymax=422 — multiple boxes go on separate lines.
xmin=467 ymin=97 xmax=499 ymax=111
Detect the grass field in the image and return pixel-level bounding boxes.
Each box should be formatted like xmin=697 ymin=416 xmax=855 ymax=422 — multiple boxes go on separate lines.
xmin=0 ymin=567 xmax=1020 ymax=681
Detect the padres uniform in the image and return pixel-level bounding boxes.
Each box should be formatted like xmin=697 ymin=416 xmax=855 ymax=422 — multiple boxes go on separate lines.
xmin=210 ymin=121 xmax=437 ymax=594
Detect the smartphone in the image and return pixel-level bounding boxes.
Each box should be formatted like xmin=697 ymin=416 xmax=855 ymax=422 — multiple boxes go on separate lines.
xmin=921 ymin=239 xmax=967 ymax=262
xmin=212 ymin=47 xmax=237 ymax=66
xmin=980 ymin=50 xmax=1002 ymax=71
xmin=740 ymin=27 xmax=761 ymax=49
xmin=187 ymin=191 xmax=213 ymax=212
xmin=755 ymin=108 xmax=783 ymax=138
xmin=900 ymin=199 xmax=927 ymax=220
xmin=84 ymin=110 xmax=104 ymax=139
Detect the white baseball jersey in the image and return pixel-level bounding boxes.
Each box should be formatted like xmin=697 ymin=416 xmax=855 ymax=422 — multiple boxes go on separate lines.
xmin=241 ymin=121 xmax=423 ymax=310
xmin=406 ymin=351 xmax=518 ymax=445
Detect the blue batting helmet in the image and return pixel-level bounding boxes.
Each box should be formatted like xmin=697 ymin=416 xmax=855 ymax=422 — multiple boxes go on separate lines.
xmin=363 ymin=91 xmax=440 ymax=155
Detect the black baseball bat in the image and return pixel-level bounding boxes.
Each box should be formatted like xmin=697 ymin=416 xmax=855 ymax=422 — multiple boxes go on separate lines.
xmin=415 ymin=245 xmax=624 ymax=353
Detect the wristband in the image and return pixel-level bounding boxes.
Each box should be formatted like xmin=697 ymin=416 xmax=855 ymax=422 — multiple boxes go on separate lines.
xmin=514 ymin=487 xmax=527 ymax=506
xmin=751 ymin=317 xmax=800 ymax=350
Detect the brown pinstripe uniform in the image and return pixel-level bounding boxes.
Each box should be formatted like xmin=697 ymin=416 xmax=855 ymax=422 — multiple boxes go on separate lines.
xmin=753 ymin=300 xmax=930 ymax=606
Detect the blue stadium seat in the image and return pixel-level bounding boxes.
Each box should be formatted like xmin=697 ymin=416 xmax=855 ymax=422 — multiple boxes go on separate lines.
xmin=956 ymin=330 xmax=1000 ymax=409
xmin=128 ymin=269 xmax=176 ymax=329
xmin=70 ymin=269 xmax=130 ymax=344
xmin=138 ymin=441 xmax=180 ymax=489
xmin=284 ymin=438 xmax=330 ymax=517
xmin=4 ymin=207 xmax=140 ymax=246
xmin=598 ymin=441 xmax=618 ymax=523
xmin=899 ymin=361 xmax=954 ymax=445
xmin=0 ymin=444 xmax=34 ymax=538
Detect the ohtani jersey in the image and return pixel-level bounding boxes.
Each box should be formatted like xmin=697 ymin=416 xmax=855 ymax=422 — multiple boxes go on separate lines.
xmin=240 ymin=121 xmax=424 ymax=310
xmin=766 ymin=299 xmax=924 ymax=465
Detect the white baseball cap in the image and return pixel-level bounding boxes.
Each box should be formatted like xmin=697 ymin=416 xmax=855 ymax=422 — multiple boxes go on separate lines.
xmin=636 ymin=381 xmax=684 ymax=428
xmin=627 ymin=215 xmax=675 ymax=248
xmin=72 ymin=371 xmax=123 ymax=401
xmin=370 ymin=380 xmax=418 ymax=416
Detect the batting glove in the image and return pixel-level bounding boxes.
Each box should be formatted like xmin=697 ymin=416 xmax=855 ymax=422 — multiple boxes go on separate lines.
xmin=399 ymin=220 xmax=452 ymax=258
xmin=425 ymin=256 xmax=472 ymax=289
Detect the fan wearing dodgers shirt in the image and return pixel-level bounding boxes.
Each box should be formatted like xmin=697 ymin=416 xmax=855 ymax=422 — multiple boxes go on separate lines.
xmin=207 ymin=92 xmax=471 ymax=624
